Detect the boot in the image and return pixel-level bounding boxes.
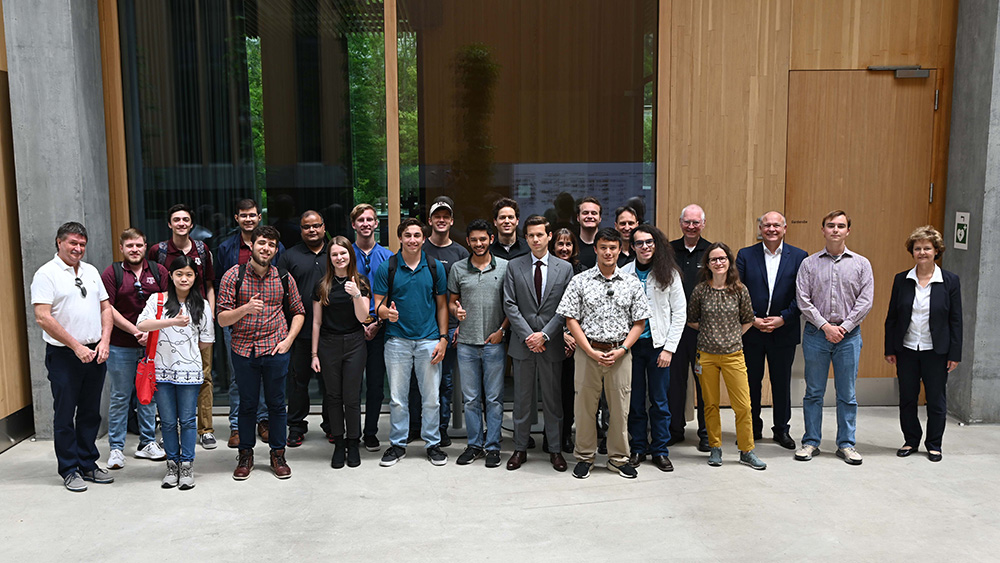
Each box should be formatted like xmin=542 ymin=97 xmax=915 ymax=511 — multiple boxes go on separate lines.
xmin=331 ymin=437 xmax=346 ymax=469
xmin=346 ymin=438 xmax=361 ymax=468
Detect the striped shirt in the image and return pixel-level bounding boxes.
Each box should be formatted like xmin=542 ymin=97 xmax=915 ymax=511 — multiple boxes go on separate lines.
xmin=795 ymin=247 xmax=874 ymax=333
xmin=217 ymin=264 xmax=306 ymax=357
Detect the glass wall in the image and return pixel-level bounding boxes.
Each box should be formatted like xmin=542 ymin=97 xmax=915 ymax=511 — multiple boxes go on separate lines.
xmin=396 ymin=0 xmax=657 ymax=229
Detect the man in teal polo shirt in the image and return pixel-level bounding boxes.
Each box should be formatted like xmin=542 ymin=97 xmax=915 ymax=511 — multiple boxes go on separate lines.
xmin=372 ymin=218 xmax=449 ymax=467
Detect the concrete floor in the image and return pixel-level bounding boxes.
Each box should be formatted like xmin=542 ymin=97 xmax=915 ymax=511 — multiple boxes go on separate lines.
xmin=1 ymin=407 xmax=997 ymax=562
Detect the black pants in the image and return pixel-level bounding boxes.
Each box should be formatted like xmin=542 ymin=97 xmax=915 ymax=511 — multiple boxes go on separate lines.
xmin=363 ymin=325 xmax=387 ymax=437
xmin=561 ymin=355 xmax=575 ymax=443
xmin=743 ymin=341 xmax=796 ymax=436
xmin=667 ymin=327 xmax=707 ymax=441
xmin=318 ymin=330 xmax=367 ymax=439
xmin=286 ymin=339 xmax=329 ymax=435
xmin=896 ymin=348 xmax=949 ymax=451
xmin=46 ymin=344 xmax=106 ymax=478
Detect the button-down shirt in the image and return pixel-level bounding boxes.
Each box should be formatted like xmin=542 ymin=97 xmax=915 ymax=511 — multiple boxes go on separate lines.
xmin=796 ymin=247 xmax=874 ymax=332
xmin=763 ymin=242 xmax=782 ymax=313
xmin=903 ymin=265 xmax=942 ymax=351
xmin=101 ymin=261 xmax=169 ymax=348
xmin=217 ymin=263 xmax=306 ymax=358
xmin=447 ymin=255 xmax=509 ymax=345
xmin=31 ymin=254 xmax=109 ymax=347
xmin=557 ymin=266 xmax=650 ymax=343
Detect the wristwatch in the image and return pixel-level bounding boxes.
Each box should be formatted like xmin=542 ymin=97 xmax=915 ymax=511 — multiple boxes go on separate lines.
xmin=439 ymin=334 xmax=449 ymax=340
xmin=617 ymin=345 xmax=628 ymax=352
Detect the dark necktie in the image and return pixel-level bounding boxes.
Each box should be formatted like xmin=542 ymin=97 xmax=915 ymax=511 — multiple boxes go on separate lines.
xmin=534 ymin=260 xmax=543 ymax=305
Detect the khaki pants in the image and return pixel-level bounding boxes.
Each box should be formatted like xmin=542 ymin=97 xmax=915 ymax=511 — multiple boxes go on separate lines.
xmin=573 ymin=351 xmax=631 ymax=465
xmin=697 ymin=350 xmax=754 ymax=451
xmin=197 ymin=345 xmax=214 ymax=435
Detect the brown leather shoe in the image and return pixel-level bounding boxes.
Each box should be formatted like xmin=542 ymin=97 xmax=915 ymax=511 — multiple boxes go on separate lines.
xmin=228 ymin=430 xmax=240 ymax=449
xmin=550 ymin=452 xmax=567 ymax=472
xmin=506 ymin=450 xmax=527 ymax=471
xmin=629 ymin=451 xmax=647 ymax=467
xmin=652 ymin=454 xmax=674 ymax=472
xmin=270 ymin=448 xmax=291 ymax=479
xmin=233 ymin=449 xmax=253 ymax=480
xmin=257 ymin=421 xmax=270 ymax=443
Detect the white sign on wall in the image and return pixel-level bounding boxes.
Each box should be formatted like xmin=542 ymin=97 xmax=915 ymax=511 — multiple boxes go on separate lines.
xmin=954 ymin=211 xmax=970 ymax=250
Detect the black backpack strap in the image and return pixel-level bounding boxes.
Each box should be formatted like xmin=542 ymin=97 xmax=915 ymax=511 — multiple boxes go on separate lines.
xmin=148 ymin=262 xmax=161 ymax=285
xmin=277 ymin=265 xmax=292 ymax=325
xmin=426 ymin=255 xmax=439 ymax=298
xmin=156 ymin=241 xmax=168 ymax=265
xmin=113 ymin=262 xmax=124 ymax=291
xmin=235 ymin=263 xmax=247 ymax=306
xmin=193 ymin=239 xmax=208 ymax=264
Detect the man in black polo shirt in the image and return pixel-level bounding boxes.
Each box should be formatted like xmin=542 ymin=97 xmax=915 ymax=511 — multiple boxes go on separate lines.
xmin=668 ymin=204 xmax=710 ymax=451
xmin=278 ymin=210 xmax=331 ymax=447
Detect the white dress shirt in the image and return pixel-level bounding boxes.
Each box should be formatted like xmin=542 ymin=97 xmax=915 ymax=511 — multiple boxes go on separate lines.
xmin=30 ymin=254 xmax=109 ymax=346
xmin=902 ymin=265 xmax=943 ymax=351
xmin=763 ymin=242 xmax=783 ymax=314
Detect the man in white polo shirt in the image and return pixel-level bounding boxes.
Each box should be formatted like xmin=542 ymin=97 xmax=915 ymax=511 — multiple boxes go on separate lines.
xmin=31 ymin=222 xmax=115 ymax=492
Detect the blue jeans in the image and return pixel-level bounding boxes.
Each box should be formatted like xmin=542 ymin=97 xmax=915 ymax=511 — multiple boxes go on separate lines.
xmin=628 ymin=338 xmax=672 ymax=456
xmin=106 ymin=345 xmax=157 ymax=450
xmin=409 ymin=326 xmax=457 ymax=433
xmin=802 ymin=324 xmax=862 ymax=448
xmin=231 ymin=350 xmax=290 ymax=450
xmin=457 ymin=342 xmax=506 ymax=451
xmin=385 ymin=337 xmax=441 ymax=448
xmin=224 ymin=326 xmax=268 ymax=431
xmin=155 ymin=382 xmax=199 ymax=463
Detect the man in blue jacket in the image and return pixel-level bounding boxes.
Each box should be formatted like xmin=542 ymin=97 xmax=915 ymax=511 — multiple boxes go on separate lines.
xmin=735 ymin=211 xmax=808 ymax=450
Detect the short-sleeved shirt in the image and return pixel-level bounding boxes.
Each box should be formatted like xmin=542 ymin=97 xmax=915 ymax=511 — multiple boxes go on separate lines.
xmin=634 ymin=264 xmax=653 ymax=340
xmin=101 ymin=261 xmax=169 ymax=348
xmin=148 ymin=238 xmax=215 ymax=295
xmin=217 ymin=264 xmax=306 ymax=358
xmin=31 ymin=254 xmax=109 ymax=347
xmin=354 ymin=242 xmax=394 ymax=315
xmin=314 ymin=278 xmax=371 ymax=335
xmin=556 ymin=266 xmax=650 ymax=343
xmin=372 ymin=251 xmax=447 ymax=340
xmin=671 ymin=237 xmax=712 ymax=299
xmin=137 ymin=294 xmax=214 ymax=384
xmin=577 ymin=239 xmax=597 ymax=269
xmin=447 ymin=255 xmax=508 ymax=345
xmin=424 ymin=240 xmax=470 ymax=330
xmin=687 ymin=282 xmax=754 ymax=355
xmin=277 ymin=242 xmax=327 ymax=341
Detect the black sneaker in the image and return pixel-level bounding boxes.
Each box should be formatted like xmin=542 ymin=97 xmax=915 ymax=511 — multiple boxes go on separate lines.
xmin=287 ymin=430 xmax=304 ymax=448
xmin=379 ymin=445 xmax=406 ymax=467
xmin=485 ymin=450 xmax=502 ymax=468
xmin=597 ymin=438 xmax=608 ymax=455
xmin=457 ymin=446 xmax=484 ymax=466
xmin=608 ymin=460 xmax=638 ymax=479
xmin=697 ymin=436 xmax=711 ymax=452
xmin=363 ymin=434 xmax=380 ymax=452
xmin=427 ymin=445 xmax=448 ymax=466
xmin=572 ymin=461 xmax=592 ymax=479
xmin=439 ymin=431 xmax=452 ymax=448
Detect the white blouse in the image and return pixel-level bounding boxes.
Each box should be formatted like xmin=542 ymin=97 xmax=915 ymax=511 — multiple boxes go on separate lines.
xmin=902 ymin=265 xmax=942 ymax=352
xmin=137 ymin=294 xmax=214 ymax=385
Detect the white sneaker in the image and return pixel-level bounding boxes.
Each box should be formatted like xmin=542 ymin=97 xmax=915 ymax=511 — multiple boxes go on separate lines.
xmin=794 ymin=444 xmax=820 ymax=461
xmin=136 ymin=441 xmax=167 ymax=461
xmin=107 ymin=449 xmax=126 ymax=470
xmin=837 ymin=446 xmax=863 ymax=465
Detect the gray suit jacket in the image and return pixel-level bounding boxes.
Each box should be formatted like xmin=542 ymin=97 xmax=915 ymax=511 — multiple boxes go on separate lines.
xmin=503 ymin=253 xmax=574 ymax=362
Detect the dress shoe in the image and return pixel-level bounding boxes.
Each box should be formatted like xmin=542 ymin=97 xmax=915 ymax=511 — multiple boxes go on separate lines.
xmin=598 ymin=437 xmax=608 ymax=455
xmin=550 ymin=452 xmax=567 ymax=472
xmin=665 ymin=435 xmax=684 ymax=447
xmin=629 ymin=452 xmax=646 ymax=467
xmin=652 ymin=455 xmax=673 ymax=472
xmin=896 ymin=446 xmax=917 ymax=457
xmin=697 ymin=436 xmax=711 ymax=453
xmin=773 ymin=432 xmax=796 ymax=450
xmin=562 ymin=437 xmax=574 ymax=454
xmin=527 ymin=436 xmax=536 ymax=449
xmin=257 ymin=420 xmax=270 ymax=443
xmin=228 ymin=430 xmax=240 ymax=449
xmin=928 ymin=451 xmax=942 ymax=462
xmin=506 ymin=450 xmax=527 ymax=470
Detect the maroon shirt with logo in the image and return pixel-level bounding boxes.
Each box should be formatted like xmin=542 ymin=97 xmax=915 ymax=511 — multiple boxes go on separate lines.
xmin=147 ymin=238 xmax=215 ymax=295
xmin=101 ymin=261 xmax=170 ymax=348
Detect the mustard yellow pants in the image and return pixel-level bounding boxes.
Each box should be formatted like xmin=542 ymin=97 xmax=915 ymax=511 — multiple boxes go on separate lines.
xmin=697 ymin=350 xmax=755 ymax=451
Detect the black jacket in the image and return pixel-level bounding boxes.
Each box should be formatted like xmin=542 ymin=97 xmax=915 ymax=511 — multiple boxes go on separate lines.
xmin=884 ymin=268 xmax=962 ymax=362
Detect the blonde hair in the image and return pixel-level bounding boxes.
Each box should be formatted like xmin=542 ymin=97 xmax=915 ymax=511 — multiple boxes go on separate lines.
xmin=905 ymin=225 xmax=946 ymax=258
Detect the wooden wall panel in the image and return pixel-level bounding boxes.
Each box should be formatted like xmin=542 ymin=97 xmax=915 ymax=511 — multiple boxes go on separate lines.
xmin=791 ymin=0 xmax=959 ymax=70
xmin=99 ymin=0 xmax=130 ymax=260
xmin=665 ymin=0 xmax=791 ymax=249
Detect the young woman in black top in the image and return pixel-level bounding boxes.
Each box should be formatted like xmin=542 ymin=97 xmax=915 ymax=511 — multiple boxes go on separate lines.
xmin=311 ymin=236 xmax=371 ymax=468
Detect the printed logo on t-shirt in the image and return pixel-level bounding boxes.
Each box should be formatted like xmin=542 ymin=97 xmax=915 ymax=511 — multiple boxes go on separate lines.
xmin=194 ymin=257 xmax=202 ymax=266
xmin=146 ymin=277 xmax=155 ymax=285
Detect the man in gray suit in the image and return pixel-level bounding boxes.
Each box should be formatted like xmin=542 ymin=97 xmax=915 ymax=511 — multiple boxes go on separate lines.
xmin=503 ymin=215 xmax=574 ymax=472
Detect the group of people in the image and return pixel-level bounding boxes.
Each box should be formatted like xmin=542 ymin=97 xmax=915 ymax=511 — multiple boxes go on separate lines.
xmin=31 ymin=194 xmax=962 ymax=492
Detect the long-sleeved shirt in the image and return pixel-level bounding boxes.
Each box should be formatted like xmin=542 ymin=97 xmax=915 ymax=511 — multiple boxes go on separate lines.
xmin=687 ymin=282 xmax=754 ymax=355
xmin=795 ymin=247 xmax=874 ymax=333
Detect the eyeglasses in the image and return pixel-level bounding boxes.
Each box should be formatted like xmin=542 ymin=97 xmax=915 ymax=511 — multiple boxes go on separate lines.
xmin=681 ymin=220 xmax=703 ymax=227
xmin=302 ymin=222 xmax=324 ymax=231
xmin=709 ymin=257 xmax=729 ymax=264
xmin=238 ymin=213 xmax=259 ymax=220
xmin=75 ymin=277 xmax=87 ymax=298
xmin=134 ymin=280 xmax=146 ymax=299
xmin=632 ymin=239 xmax=654 ymax=248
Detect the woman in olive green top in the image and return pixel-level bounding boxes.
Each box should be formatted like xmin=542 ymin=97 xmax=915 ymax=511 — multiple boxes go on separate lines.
xmin=687 ymin=242 xmax=766 ymax=470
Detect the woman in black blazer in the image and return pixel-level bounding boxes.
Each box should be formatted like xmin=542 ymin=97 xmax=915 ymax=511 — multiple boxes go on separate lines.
xmin=884 ymin=226 xmax=962 ymax=462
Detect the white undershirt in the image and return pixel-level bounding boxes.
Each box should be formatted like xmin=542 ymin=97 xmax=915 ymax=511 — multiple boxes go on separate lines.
xmin=763 ymin=243 xmax=782 ymax=314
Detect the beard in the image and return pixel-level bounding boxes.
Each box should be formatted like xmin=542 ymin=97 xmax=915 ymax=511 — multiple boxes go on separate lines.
xmin=123 ymin=254 xmax=144 ymax=266
xmin=251 ymin=254 xmax=271 ymax=268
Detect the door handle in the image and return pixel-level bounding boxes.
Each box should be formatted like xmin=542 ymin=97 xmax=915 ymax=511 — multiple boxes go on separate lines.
xmin=867 ymin=65 xmax=930 ymax=78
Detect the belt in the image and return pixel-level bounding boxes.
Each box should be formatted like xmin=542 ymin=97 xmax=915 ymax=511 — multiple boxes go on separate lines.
xmin=588 ymin=339 xmax=624 ymax=352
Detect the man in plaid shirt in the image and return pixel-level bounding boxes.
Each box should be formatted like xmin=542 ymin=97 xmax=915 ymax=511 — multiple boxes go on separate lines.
xmin=218 ymin=225 xmax=306 ymax=480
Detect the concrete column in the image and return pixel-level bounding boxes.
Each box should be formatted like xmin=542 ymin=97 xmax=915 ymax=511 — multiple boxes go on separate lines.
xmin=943 ymin=0 xmax=1000 ymax=423
xmin=4 ymin=2 xmax=112 ymax=438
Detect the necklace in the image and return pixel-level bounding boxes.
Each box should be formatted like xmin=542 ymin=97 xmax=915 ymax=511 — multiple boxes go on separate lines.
xmin=334 ymin=276 xmax=348 ymax=286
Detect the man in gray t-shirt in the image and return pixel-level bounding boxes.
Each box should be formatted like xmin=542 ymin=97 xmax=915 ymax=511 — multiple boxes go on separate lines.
xmin=448 ymin=219 xmax=509 ymax=467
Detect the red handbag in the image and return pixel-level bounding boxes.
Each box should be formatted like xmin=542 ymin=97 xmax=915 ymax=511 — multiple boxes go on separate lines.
xmin=135 ymin=293 xmax=164 ymax=405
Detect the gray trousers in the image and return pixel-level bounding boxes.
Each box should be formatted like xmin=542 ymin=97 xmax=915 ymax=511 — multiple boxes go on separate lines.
xmin=512 ymin=355 xmax=563 ymax=453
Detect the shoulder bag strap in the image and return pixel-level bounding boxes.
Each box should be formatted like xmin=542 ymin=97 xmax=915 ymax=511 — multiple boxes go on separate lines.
xmin=145 ymin=293 xmax=164 ymax=361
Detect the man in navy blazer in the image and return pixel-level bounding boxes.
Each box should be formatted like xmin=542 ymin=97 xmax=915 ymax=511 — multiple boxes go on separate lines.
xmin=736 ymin=211 xmax=808 ymax=450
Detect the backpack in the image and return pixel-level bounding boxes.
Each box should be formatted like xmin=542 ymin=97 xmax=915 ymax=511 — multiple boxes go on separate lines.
xmin=235 ymin=263 xmax=293 ymax=326
xmin=113 ymin=261 xmax=162 ymax=293
xmin=156 ymin=239 xmax=208 ymax=267
xmin=382 ymin=252 xmax=440 ymax=309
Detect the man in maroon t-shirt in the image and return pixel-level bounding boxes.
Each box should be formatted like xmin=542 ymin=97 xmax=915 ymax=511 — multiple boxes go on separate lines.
xmin=102 ymin=228 xmax=169 ymax=470
xmin=149 ymin=204 xmax=218 ymax=449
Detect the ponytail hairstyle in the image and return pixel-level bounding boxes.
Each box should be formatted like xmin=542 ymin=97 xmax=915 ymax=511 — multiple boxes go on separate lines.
xmin=316 ymin=236 xmax=370 ymax=307
xmin=164 ymin=256 xmax=205 ymax=325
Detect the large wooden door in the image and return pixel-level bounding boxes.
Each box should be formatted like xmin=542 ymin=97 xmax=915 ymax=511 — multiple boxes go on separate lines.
xmin=785 ymin=70 xmax=937 ymax=380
